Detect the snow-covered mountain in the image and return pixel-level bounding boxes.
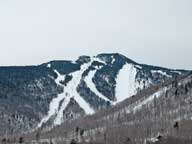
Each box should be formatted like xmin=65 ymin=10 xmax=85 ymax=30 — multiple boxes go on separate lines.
xmin=0 ymin=53 xmax=190 ymax=135
xmin=38 ymin=53 xmax=189 ymax=127
xmin=30 ymin=73 xmax=192 ymax=144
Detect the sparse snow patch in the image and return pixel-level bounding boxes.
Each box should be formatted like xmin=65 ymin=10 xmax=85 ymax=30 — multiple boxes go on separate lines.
xmin=146 ymin=137 xmax=159 ymax=143
xmin=171 ymin=70 xmax=182 ymax=75
xmin=132 ymin=90 xmax=163 ymax=112
xmin=151 ymin=70 xmax=172 ymax=78
xmin=125 ymin=87 xmax=168 ymax=114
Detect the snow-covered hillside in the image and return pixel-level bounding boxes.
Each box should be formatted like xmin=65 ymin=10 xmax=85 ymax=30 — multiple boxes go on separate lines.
xmin=0 ymin=53 xmax=189 ymax=135
xmin=115 ymin=63 xmax=140 ymax=103
xmin=38 ymin=53 xmax=187 ymax=127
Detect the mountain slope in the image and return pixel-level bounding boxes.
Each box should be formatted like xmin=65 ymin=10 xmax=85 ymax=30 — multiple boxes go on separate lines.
xmin=25 ymin=73 xmax=192 ymax=144
xmin=0 ymin=53 xmax=190 ymax=136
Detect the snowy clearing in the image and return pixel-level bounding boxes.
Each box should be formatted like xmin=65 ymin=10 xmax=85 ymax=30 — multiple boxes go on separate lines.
xmin=115 ymin=63 xmax=138 ymax=103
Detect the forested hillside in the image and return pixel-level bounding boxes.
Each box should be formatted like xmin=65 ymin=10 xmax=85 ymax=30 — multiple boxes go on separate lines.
xmin=0 ymin=53 xmax=191 ymax=144
xmin=6 ymin=73 xmax=192 ymax=144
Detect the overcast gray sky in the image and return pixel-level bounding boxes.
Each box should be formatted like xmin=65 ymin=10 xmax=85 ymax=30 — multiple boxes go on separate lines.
xmin=0 ymin=0 xmax=191 ymax=69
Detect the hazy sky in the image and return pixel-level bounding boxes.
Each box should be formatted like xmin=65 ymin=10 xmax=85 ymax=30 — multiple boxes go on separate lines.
xmin=0 ymin=0 xmax=192 ymax=69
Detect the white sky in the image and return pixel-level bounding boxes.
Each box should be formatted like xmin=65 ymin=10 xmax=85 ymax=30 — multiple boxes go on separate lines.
xmin=0 ymin=0 xmax=191 ymax=69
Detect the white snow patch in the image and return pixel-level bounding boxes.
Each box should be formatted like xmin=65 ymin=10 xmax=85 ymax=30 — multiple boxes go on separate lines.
xmin=111 ymin=56 xmax=115 ymax=64
xmin=47 ymin=64 xmax=51 ymax=68
xmin=54 ymin=96 xmax=71 ymax=125
xmin=84 ymin=70 xmax=112 ymax=102
xmin=71 ymin=60 xmax=77 ymax=64
xmin=115 ymin=63 xmax=138 ymax=103
xmin=93 ymin=57 xmax=107 ymax=65
xmin=145 ymin=137 xmax=159 ymax=143
xmin=135 ymin=65 xmax=142 ymax=69
xmin=54 ymin=70 xmax=66 ymax=86
xmin=171 ymin=70 xmax=182 ymax=75
xmin=151 ymin=70 xmax=172 ymax=78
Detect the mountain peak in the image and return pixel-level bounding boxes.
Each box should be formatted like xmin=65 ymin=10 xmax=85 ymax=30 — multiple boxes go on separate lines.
xmin=0 ymin=53 xmax=190 ymax=135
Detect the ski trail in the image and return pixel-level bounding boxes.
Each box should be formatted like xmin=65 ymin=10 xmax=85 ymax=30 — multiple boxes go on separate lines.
xmin=38 ymin=69 xmax=66 ymax=127
xmin=39 ymin=57 xmax=108 ymax=127
xmin=115 ymin=63 xmax=138 ymax=103
xmin=39 ymin=62 xmax=95 ymax=127
xmin=54 ymin=62 xmax=94 ymax=125
xmin=84 ymin=70 xmax=112 ymax=102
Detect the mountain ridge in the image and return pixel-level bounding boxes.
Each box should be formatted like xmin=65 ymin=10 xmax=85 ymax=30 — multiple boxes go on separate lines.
xmin=0 ymin=53 xmax=190 ymax=136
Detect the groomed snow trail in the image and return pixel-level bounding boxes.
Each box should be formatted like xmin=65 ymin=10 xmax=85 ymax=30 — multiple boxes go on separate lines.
xmin=115 ymin=63 xmax=138 ymax=103
xmin=39 ymin=62 xmax=94 ymax=127
xmin=84 ymin=70 xmax=112 ymax=102
xmin=54 ymin=62 xmax=95 ymax=125
xmin=38 ymin=69 xmax=66 ymax=127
